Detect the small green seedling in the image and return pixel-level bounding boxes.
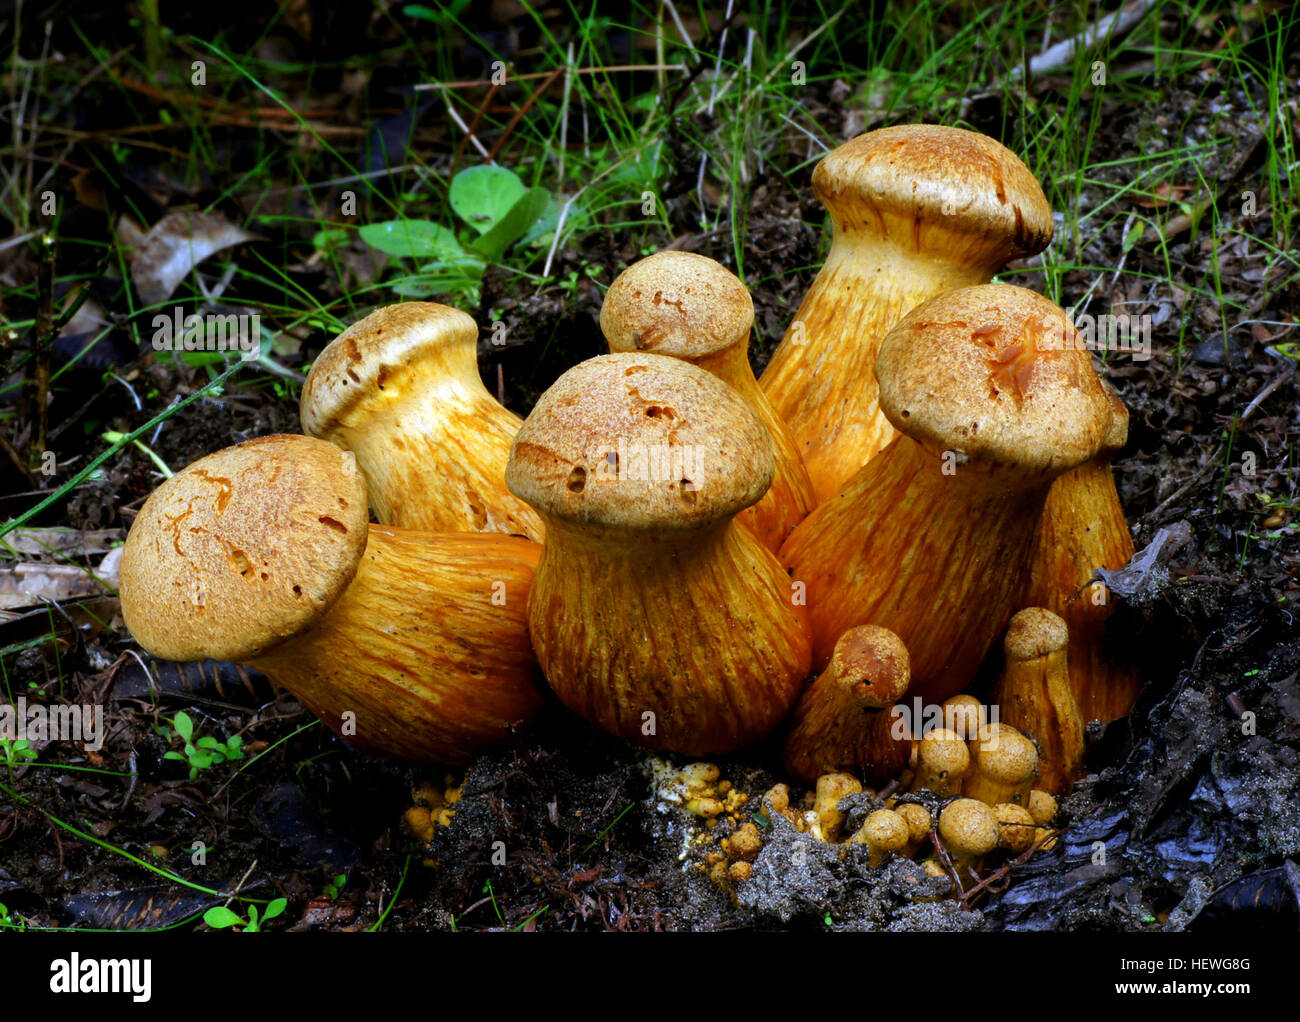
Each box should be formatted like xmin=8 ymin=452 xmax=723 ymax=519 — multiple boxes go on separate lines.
xmin=203 ymin=899 xmax=287 ymax=933
xmin=323 ymin=874 xmax=347 ymax=901
xmin=160 ymin=711 xmax=244 ymax=779
xmin=0 ymin=737 xmax=38 ymax=776
xmin=360 ymin=165 xmax=553 ymax=303
xmin=0 ymin=902 xmax=27 ymax=931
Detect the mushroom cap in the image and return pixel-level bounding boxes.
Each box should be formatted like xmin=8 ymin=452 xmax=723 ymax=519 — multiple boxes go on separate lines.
xmin=120 ymin=434 xmax=370 ymax=663
xmin=917 ymin=727 xmax=971 ymax=775
xmin=876 ymin=284 xmax=1113 ymax=475
xmin=973 ymin=724 xmax=1038 ymax=784
xmin=1004 ymin=607 xmax=1069 ymax=662
xmin=600 ymin=251 xmax=754 ymax=360
xmin=829 ymin=624 xmax=911 ymax=706
xmin=861 ymin=809 xmax=910 ymax=852
xmin=506 ymin=353 xmax=774 ymax=530
xmin=301 ymin=302 xmax=478 ymax=436
xmin=1027 ymin=789 xmax=1058 ymax=826
xmin=941 ymin=694 xmax=987 ymax=740
xmin=896 ymin=802 xmax=933 ymax=843
xmin=993 ymin=803 xmax=1037 ymax=853
xmin=938 ymin=798 xmax=1000 ymax=856
xmin=813 ymin=124 xmax=1053 ymax=260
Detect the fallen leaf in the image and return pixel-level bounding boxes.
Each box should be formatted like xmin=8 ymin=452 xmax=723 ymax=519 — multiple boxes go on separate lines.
xmin=130 ymin=211 xmax=258 ymax=304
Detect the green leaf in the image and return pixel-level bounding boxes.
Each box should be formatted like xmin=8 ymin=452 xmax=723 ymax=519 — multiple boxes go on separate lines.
xmin=245 ymin=906 xmax=260 ymax=931
xmin=162 ymin=751 xmax=185 ymax=762
xmin=359 ymin=220 xmax=464 ymax=259
xmin=196 ymin=736 xmax=222 ymax=750
xmin=450 ymin=166 xmax=526 ymax=235
xmin=263 ymin=898 xmax=288 ymax=922
xmin=203 ymin=906 xmax=245 ymax=929
xmin=173 ymin=712 xmax=193 ymax=742
xmin=469 ymin=186 xmax=549 ymax=262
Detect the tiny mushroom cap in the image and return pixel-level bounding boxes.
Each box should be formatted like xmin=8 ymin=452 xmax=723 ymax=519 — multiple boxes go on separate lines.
xmin=600 ymin=250 xmax=754 ymax=360
xmin=120 ymin=435 xmax=369 ymax=663
xmin=909 ymin=727 xmax=970 ymax=796
xmin=854 ymin=808 xmax=911 ymax=866
xmin=896 ymin=802 xmax=933 ymax=845
xmin=1028 ymin=790 xmax=1058 ymax=827
xmin=938 ymin=798 xmax=1001 ymax=865
xmin=811 ymin=124 xmax=1054 ymax=268
xmin=506 ymin=352 xmax=774 ymax=531
xmin=942 ymin=694 xmax=987 ymax=742
xmin=876 ymin=284 xmax=1114 ymax=477
xmin=993 ymin=803 xmax=1038 ymax=854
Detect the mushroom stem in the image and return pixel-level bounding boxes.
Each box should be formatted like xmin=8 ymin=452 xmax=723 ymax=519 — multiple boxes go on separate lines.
xmin=990 ymin=608 xmax=1085 ymax=793
xmin=251 ymin=529 xmax=543 ymax=764
xmin=781 ymin=625 xmax=911 ymax=784
xmin=1026 ymin=416 xmax=1141 ymax=722
xmin=813 ymin=772 xmax=863 ymax=842
xmin=759 ymin=125 xmax=1054 ymax=500
xmin=301 ymin=303 xmax=544 ymax=539
xmin=782 ymin=430 xmax=1051 ymax=691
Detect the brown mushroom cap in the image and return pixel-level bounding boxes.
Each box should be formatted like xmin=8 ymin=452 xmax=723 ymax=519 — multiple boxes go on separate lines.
xmin=506 ymin=353 xmax=774 ymax=530
xmin=600 ymin=251 xmax=754 ymax=361
xmin=827 ymin=624 xmax=911 ymax=705
xmin=973 ymin=724 xmax=1039 ymax=784
xmin=876 ymin=284 xmax=1113 ymax=475
xmin=1004 ymin=607 xmax=1069 ymax=663
xmin=120 ymin=434 xmax=369 ymax=663
xmin=813 ymin=124 xmax=1054 ymax=263
xmin=300 ymin=302 xmax=479 ymax=436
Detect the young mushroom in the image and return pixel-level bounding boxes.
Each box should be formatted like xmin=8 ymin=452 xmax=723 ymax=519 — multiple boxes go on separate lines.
xmin=300 ymin=302 xmax=544 ymax=540
xmin=908 ymin=727 xmax=970 ymax=797
xmin=993 ymin=803 xmax=1038 ymax=855
xmin=812 ymin=772 xmax=863 ymax=842
xmin=894 ymin=802 xmax=934 ymax=858
xmin=964 ymin=723 xmax=1039 ymax=807
xmin=119 ymin=435 xmax=543 ymax=765
xmin=852 ymin=809 xmax=910 ymax=867
xmin=1026 ymin=381 xmax=1142 ymax=722
xmin=601 ymin=251 xmax=816 ymax=550
xmin=990 ymin=608 xmax=1085 ymax=793
xmin=759 ymin=124 xmax=1054 ymax=500
xmin=505 ymin=353 xmax=813 ymax=755
xmin=781 ymin=625 xmax=911 ymax=784
xmin=937 ymin=798 xmax=1000 ymax=879
xmin=779 ymin=284 xmax=1115 ymax=699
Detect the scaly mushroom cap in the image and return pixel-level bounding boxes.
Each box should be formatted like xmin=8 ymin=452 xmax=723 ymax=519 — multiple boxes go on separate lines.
xmin=120 ymin=435 xmax=369 ymax=663
xmin=813 ymin=124 xmax=1053 ymax=267
xmin=600 ymin=251 xmax=754 ymax=360
xmin=507 ymin=352 xmax=774 ymax=531
xmin=300 ymin=302 xmax=479 ymax=435
xmin=876 ymin=284 xmax=1113 ymax=475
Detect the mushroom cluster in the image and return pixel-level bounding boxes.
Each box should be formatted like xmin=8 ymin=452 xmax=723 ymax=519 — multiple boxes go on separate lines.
xmin=119 ymin=123 xmax=1142 ymax=897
